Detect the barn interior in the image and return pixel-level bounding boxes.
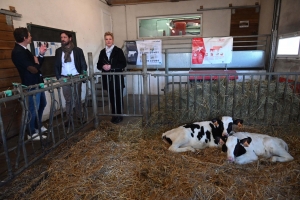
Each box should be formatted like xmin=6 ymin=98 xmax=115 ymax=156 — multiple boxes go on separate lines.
xmin=0 ymin=0 xmax=300 ymax=199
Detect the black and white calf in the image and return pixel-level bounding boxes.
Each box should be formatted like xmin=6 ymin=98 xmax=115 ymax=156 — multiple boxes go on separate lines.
xmin=223 ymin=132 xmax=294 ymax=164
xmin=162 ymin=116 xmax=243 ymax=152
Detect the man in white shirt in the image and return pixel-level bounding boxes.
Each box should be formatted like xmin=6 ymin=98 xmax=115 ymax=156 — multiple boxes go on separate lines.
xmin=54 ymin=31 xmax=87 ymax=126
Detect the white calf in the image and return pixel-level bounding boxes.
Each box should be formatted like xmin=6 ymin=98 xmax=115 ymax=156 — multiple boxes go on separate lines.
xmin=162 ymin=116 xmax=242 ymax=153
xmin=224 ymin=132 xmax=294 ymax=164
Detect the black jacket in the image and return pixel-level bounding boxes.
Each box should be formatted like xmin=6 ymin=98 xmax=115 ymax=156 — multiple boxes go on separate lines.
xmin=54 ymin=46 xmax=87 ymax=80
xmin=96 ymin=46 xmax=127 ymax=90
xmin=11 ymin=43 xmax=44 ymax=86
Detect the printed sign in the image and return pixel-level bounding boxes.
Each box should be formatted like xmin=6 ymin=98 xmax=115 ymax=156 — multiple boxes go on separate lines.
xmin=126 ymin=40 xmax=162 ymax=65
xmin=192 ymin=37 xmax=233 ymax=64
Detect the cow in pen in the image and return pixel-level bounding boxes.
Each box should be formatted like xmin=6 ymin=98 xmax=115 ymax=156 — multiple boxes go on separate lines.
xmin=162 ymin=116 xmax=243 ymax=153
xmin=223 ymin=132 xmax=294 ymax=164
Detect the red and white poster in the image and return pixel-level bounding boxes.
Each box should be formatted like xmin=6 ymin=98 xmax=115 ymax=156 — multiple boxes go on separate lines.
xmin=192 ymin=37 xmax=233 ymax=64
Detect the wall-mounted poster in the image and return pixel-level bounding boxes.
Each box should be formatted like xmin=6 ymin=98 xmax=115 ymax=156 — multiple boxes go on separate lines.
xmin=192 ymin=37 xmax=233 ymax=64
xmin=126 ymin=39 xmax=162 ymax=65
xmin=33 ymin=41 xmax=61 ymax=57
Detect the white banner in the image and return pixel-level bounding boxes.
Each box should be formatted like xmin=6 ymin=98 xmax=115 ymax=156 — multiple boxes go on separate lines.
xmin=135 ymin=40 xmax=162 ymax=65
xmin=192 ymin=37 xmax=233 ymax=64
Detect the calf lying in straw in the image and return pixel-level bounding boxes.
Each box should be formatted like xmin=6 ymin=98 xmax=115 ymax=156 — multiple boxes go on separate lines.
xmin=223 ymin=132 xmax=294 ymax=164
xmin=162 ymin=116 xmax=243 ymax=152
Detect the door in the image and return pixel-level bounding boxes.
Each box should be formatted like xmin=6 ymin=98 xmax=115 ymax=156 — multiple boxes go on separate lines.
xmin=230 ymin=7 xmax=260 ymax=51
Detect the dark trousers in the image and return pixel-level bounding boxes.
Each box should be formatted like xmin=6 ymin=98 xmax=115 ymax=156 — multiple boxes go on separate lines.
xmin=62 ymin=81 xmax=82 ymax=119
xmin=107 ymin=86 xmax=123 ymax=115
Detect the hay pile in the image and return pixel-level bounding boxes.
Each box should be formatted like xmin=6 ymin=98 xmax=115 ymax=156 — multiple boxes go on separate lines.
xmin=8 ymin=119 xmax=300 ymax=200
xmin=150 ymin=80 xmax=300 ymax=126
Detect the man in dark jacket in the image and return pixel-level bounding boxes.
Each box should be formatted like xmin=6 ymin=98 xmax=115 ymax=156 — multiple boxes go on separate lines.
xmin=11 ymin=27 xmax=48 ymax=140
xmin=54 ymin=31 xmax=87 ymax=126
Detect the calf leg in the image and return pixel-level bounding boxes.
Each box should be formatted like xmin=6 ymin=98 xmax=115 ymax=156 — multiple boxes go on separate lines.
xmin=168 ymin=145 xmax=195 ymax=152
xmin=270 ymin=149 xmax=294 ymax=162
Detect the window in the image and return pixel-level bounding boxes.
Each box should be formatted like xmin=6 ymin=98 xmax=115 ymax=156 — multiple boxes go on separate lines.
xmin=138 ymin=15 xmax=202 ymax=38
xmin=276 ymin=31 xmax=300 ymax=59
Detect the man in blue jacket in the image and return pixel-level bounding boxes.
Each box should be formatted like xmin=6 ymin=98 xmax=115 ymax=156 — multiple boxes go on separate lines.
xmin=54 ymin=31 xmax=87 ymax=126
xmin=11 ymin=27 xmax=48 ymax=140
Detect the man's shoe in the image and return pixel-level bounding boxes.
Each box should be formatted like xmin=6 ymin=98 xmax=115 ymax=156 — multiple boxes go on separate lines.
xmin=111 ymin=117 xmax=117 ymax=123
xmin=112 ymin=117 xmax=123 ymax=124
xmin=77 ymin=117 xmax=87 ymax=124
xmin=28 ymin=133 xmax=47 ymax=140
xmin=35 ymin=126 xmax=47 ymax=133
xmin=64 ymin=120 xmax=70 ymax=127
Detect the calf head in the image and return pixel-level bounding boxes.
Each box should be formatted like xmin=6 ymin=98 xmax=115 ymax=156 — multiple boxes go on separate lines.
xmin=210 ymin=116 xmax=234 ymax=137
xmin=223 ymin=136 xmax=252 ymax=162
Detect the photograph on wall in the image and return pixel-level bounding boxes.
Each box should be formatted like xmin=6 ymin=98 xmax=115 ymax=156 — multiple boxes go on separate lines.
xmin=192 ymin=37 xmax=233 ymax=64
xmin=33 ymin=41 xmax=61 ymax=57
xmin=126 ymin=41 xmax=138 ymax=65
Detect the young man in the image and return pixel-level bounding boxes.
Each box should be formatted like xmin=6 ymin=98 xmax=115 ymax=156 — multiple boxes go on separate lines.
xmin=11 ymin=27 xmax=48 ymax=140
xmin=54 ymin=31 xmax=87 ymax=126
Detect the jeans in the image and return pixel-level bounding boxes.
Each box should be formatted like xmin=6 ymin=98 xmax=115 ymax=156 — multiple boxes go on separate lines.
xmin=28 ymin=91 xmax=47 ymax=135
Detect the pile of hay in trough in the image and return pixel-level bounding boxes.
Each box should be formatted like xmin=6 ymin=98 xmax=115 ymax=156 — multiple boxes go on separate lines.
xmin=7 ymin=119 xmax=300 ymax=200
xmin=149 ymin=80 xmax=300 ymax=126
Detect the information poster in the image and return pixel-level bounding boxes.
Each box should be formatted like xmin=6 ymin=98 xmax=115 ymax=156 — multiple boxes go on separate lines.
xmin=33 ymin=41 xmax=61 ymax=57
xmin=192 ymin=37 xmax=233 ymax=64
xmin=126 ymin=40 xmax=162 ymax=65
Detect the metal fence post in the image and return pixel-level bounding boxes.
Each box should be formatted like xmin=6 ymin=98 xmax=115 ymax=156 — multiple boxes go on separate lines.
xmin=142 ymin=53 xmax=149 ymax=126
xmin=88 ymin=52 xmax=99 ymax=128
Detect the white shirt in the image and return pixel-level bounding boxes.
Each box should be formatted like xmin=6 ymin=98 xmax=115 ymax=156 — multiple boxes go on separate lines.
xmin=106 ymin=45 xmax=114 ymax=60
xmin=61 ymin=51 xmax=79 ymax=76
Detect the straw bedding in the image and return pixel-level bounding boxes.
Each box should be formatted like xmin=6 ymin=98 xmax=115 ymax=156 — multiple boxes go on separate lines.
xmin=2 ymin=120 xmax=299 ymax=200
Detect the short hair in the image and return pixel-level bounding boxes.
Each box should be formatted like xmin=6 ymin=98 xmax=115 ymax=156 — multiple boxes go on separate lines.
xmin=104 ymin=31 xmax=114 ymax=39
xmin=13 ymin=27 xmax=29 ymax=43
xmin=60 ymin=31 xmax=72 ymax=38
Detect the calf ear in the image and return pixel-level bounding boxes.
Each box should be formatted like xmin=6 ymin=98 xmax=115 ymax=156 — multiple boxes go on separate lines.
xmin=211 ymin=118 xmax=218 ymax=123
xmin=222 ymin=144 xmax=227 ymax=152
xmin=247 ymin=137 xmax=252 ymax=144
xmin=233 ymin=119 xmax=244 ymax=125
xmin=234 ymin=141 xmax=246 ymax=157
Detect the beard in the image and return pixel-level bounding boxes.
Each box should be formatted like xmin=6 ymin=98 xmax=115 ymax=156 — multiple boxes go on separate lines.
xmin=61 ymin=40 xmax=70 ymax=47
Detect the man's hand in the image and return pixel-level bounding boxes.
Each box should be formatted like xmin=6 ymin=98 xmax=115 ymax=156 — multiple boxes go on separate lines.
xmin=39 ymin=44 xmax=47 ymax=55
xmin=103 ymin=64 xmax=111 ymax=71
xmin=34 ymin=56 xmax=39 ymax=64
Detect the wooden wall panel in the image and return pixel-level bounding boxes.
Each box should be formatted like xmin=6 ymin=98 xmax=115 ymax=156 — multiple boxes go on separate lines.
xmin=0 ymin=22 xmax=14 ymax=31
xmin=0 ymin=49 xmax=11 ymax=59
xmin=0 ymin=30 xmax=15 ymax=41
xmin=0 ymin=68 xmax=19 ymax=78
xmin=0 ymin=14 xmax=6 ymax=23
xmin=0 ymin=41 xmax=15 ymax=49
xmin=0 ymin=13 xmax=21 ymax=138
xmin=0 ymin=59 xmax=14 ymax=69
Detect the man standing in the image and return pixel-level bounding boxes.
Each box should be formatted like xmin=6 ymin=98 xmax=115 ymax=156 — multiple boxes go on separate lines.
xmin=11 ymin=27 xmax=48 ymax=140
xmin=54 ymin=31 xmax=87 ymax=126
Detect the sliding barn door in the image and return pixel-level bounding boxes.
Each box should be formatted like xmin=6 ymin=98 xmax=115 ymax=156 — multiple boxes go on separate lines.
xmin=230 ymin=7 xmax=260 ymax=51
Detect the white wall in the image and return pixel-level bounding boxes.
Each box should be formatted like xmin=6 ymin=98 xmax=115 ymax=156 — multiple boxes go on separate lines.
xmin=111 ymin=0 xmax=274 ymax=46
xmin=0 ymin=0 xmax=111 ymax=121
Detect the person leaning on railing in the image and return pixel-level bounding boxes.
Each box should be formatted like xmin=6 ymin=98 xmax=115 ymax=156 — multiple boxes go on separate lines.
xmin=11 ymin=27 xmax=48 ymax=140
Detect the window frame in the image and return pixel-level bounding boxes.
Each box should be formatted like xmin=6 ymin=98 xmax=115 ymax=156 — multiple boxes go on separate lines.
xmin=276 ymin=31 xmax=300 ymax=59
xmin=137 ymin=14 xmax=202 ymax=39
